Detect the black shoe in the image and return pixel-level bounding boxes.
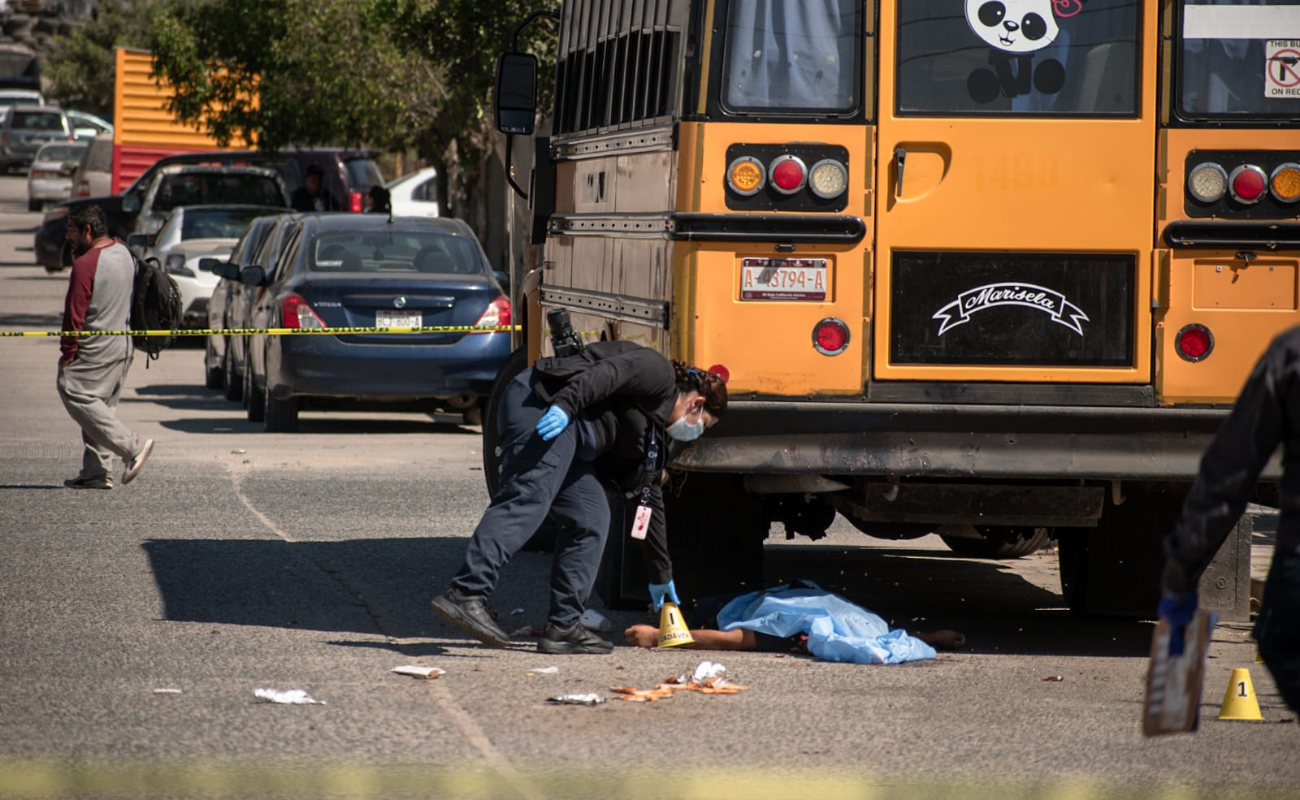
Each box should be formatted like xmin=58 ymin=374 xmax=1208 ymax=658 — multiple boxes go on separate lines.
xmin=430 ymin=589 xmax=511 ymax=648
xmin=538 ymin=621 xmax=614 ymax=654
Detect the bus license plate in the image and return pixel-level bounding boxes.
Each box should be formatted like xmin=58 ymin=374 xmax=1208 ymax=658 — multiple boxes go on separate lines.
xmin=376 ymin=309 xmax=422 ymax=329
xmin=740 ymin=258 xmax=827 ymax=301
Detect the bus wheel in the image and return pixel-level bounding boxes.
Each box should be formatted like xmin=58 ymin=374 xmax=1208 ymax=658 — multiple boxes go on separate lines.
xmin=940 ymin=526 xmax=1052 ymax=559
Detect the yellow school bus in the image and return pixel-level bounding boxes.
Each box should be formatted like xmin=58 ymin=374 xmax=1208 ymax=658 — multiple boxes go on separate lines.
xmin=494 ymin=0 xmax=1300 ymax=615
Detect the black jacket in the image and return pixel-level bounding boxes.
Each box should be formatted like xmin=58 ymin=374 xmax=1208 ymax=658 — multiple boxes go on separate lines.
xmin=533 ymin=341 xmax=679 ymax=583
xmin=1163 ymin=326 xmax=1300 ymax=595
xmin=290 ymin=187 xmax=340 ymax=213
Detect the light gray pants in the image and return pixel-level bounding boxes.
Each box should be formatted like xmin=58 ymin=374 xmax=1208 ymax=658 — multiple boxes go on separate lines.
xmin=57 ymin=356 xmax=143 ymax=479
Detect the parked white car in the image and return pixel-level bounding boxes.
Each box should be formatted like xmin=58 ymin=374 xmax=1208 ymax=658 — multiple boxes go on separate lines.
xmin=65 ymin=110 xmax=113 ymax=140
xmin=26 ymin=141 xmax=86 ymax=211
xmin=131 ymin=205 xmax=285 ymax=328
xmin=0 ymin=89 xmax=43 ymax=119
xmin=386 ymin=167 xmax=440 ymax=218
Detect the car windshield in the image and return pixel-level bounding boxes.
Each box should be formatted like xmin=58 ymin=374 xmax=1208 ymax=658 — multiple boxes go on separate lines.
xmin=1179 ymin=0 xmax=1300 ymax=119
xmin=310 ymin=230 xmax=483 ymax=274
xmin=344 ymin=158 xmax=384 ymax=190
xmin=37 ymin=145 xmax=84 ymax=162
xmin=721 ymin=0 xmax=861 ymax=114
xmin=180 ymin=209 xmax=269 ymax=240
xmin=154 ymin=173 xmax=285 ymax=213
xmin=11 ymin=110 xmax=63 ymax=130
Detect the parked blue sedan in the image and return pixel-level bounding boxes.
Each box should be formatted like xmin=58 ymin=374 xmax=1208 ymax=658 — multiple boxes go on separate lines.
xmin=240 ymin=214 xmax=511 ymax=432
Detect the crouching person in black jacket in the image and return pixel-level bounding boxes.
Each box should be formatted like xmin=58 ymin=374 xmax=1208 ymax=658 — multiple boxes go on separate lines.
xmin=431 ymin=341 xmax=729 ymax=654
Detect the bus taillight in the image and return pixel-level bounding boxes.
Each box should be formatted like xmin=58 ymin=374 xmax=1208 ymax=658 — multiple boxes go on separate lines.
xmin=813 ymin=318 xmax=850 ymax=356
xmin=1228 ymin=165 xmax=1267 ymax=204
xmin=1187 ymin=162 xmax=1228 ymax=204
xmin=1270 ymin=163 xmax=1300 ymax=204
xmin=727 ymin=156 xmax=766 ymax=196
xmin=769 ymin=155 xmax=807 ymax=194
xmin=808 ymin=159 xmax=848 ymax=199
xmin=1175 ymin=323 xmax=1214 ymax=362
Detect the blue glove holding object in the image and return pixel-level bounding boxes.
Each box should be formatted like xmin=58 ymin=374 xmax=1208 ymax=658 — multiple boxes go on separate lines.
xmin=648 ymin=580 xmax=680 ymax=612
xmin=1158 ymin=590 xmax=1198 ymax=656
xmin=535 ymin=405 xmax=570 ymax=441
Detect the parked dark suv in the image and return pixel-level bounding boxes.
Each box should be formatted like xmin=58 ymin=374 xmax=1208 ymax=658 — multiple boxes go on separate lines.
xmin=35 ymin=148 xmax=382 ymax=272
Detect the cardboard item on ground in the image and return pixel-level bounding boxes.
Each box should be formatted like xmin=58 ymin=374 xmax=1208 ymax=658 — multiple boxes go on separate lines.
xmin=254 ymin=688 xmax=326 ymax=705
xmin=547 ymin=693 xmax=605 ymax=706
xmin=1142 ymin=610 xmax=1216 ymax=736
xmin=391 ymin=665 xmax=446 ymax=680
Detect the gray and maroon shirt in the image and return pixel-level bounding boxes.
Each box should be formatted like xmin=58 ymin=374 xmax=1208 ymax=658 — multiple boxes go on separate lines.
xmin=60 ymin=241 xmax=134 ymax=363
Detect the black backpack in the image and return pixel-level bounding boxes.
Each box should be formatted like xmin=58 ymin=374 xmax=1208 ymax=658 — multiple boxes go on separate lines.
xmin=128 ymin=248 xmax=183 ymax=363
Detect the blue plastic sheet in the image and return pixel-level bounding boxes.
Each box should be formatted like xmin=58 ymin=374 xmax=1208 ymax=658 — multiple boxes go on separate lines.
xmin=715 ymin=581 xmax=937 ymax=664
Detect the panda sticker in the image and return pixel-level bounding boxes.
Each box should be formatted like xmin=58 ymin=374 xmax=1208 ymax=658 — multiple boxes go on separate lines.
xmin=965 ymin=0 xmax=1082 ymax=104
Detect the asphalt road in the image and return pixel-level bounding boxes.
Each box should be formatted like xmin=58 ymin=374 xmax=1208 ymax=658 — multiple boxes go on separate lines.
xmin=0 ymin=175 xmax=1295 ymax=800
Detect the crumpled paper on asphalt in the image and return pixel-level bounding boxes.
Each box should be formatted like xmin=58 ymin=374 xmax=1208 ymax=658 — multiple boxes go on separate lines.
xmin=254 ymin=688 xmax=325 ymax=705
xmin=547 ymin=693 xmax=605 ymax=706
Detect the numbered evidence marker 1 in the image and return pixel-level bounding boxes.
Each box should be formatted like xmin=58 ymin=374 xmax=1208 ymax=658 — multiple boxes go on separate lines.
xmin=657 ymin=602 xmax=694 ymax=648
xmin=1142 ymin=609 xmax=1217 ymax=737
xmin=1218 ymin=667 xmax=1264 ymax=721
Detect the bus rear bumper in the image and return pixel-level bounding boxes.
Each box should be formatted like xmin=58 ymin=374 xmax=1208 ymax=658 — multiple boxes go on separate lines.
xmin=673 ymin=400 xmax=1280 ymax=482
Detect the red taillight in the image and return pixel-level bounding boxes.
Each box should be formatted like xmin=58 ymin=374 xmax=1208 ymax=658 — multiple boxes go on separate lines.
xmin=75 ymin=181 xmax=90 ymax=197
xmin=1229 ymin=165 xmax=1267 ymax=204
xmin=769 ymin=155 xmax=807 ymax=194
xmin=812 ymin=317 xmax=849 ymax=355
xmin=1175 ymin=323 xmax=1213 ymax=362
xmin=280 ymin=293 xmax=326 ymax=329
xmin=475 ymin=296 xmax=512 ymax=328
xmin=349 ymin=191 xmax=364 ymax=213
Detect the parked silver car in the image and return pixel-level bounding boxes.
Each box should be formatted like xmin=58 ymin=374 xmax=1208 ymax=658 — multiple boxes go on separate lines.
xmin=127 ymin=164 xmax=291 ymax=237
xmin=25 ymin=141 xmax=86 ymax=211
xmin=1 ymin=105 xmax=72 ymax=172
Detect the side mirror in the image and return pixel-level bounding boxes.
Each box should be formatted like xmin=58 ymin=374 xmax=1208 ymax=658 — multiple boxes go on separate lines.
xmin=494 ymin=52 xmax=537 ymax=135
xmin=126 ymin=233 xmax=149 ymax=251
xmin=207 ymin=259 xmax=239 ymax=279
xmin=122 ymin=193 xmax=141 ymax=214
xmin=239 ymin=265 xmax=266 ymax=287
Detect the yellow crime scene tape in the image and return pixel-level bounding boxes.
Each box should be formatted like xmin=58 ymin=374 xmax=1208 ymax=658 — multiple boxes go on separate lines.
xmin=0 ymin=325 xmax=520 ymax=338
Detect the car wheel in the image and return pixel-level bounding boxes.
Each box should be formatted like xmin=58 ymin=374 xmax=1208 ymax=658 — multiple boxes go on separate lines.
xmin=28 ymin=198 xmax=40 ymax=212
xmin=223 ymin=347 xmax=243 ymax=402
xmin=204 ymin=338 xmax=224 ymax=390
xmin=264 ymin=391 xmax=299 ymax=433
xmin=245 ymin=362 xmax=265 ymax=423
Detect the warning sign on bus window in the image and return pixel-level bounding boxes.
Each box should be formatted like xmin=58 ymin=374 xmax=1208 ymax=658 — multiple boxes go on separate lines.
xmin=1265 ymin=40 xmax=1300 ymax=98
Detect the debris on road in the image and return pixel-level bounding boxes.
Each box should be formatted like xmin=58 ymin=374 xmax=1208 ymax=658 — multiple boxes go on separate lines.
xmin=153 ymin=688 xmax=182 ymax=695
xmin=391 ymin=665 xmax=446 ymax=680
xmin=1043 ymin=675 xmax=1065 ymax=682
xmin=511 ymin=624 xmax=543 ymax=637
xmin=510 ymin=608 xmax=526 ymax=616
xmin=254 ymin=688 xmax=326 ymax=705
xmin=547 ymin=693 xmax=605 ymax=706
xmin=580 ymin=609 xmax=611 ymax=632
xmin=612 ymin=686 xmax=675 ymax=702
xmin=526 ymin=666 xmax=559 ymax=675
xmin=230 ymin=449 xmax=246 ymax=455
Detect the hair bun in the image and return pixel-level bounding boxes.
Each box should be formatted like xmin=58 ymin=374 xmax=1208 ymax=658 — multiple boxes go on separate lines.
xmin=707 ymin=364 xmax=730 ymax=385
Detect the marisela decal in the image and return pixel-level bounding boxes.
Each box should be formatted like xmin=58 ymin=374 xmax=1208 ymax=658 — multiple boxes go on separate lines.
xmin=932 ymin=282 xmax=1089 ymax=336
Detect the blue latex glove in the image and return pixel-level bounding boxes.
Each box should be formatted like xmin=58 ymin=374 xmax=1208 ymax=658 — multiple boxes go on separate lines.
xmin=535 ymin=405 xmax=570 ymax=441
xmin=1158 ymin=590 xmax=1198 ymax=656
xmin=648 ymin=580 xmax=680 ymax=612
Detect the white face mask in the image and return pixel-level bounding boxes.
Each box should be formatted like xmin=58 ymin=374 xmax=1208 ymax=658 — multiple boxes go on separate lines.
xmin=666 ymin=415 xmax=704 ymax=442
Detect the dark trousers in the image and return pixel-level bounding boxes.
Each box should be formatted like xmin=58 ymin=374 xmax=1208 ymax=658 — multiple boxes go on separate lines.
xmin=1256 ymin=549 xmax=1300 ymax=713
xmin=450 ymin=369 xmax=611 ymax=627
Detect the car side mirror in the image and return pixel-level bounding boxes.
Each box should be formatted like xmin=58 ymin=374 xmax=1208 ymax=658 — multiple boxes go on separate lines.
xmin=126 ymin=233 xmax=149 ymax=251
xmin=207 ymin=259 xmax=239 ymax=279
xmin=122 ymin=194 xmax=141 ymax=214
xmin=494 ymin=52 xmax=537 ymax=135
xmin=239 ymin=265 xmax=266 ymax=287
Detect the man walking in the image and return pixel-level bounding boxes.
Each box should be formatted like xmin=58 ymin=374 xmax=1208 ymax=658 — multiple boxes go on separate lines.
xmin=58 ymin=205 xmax=153 ymax=490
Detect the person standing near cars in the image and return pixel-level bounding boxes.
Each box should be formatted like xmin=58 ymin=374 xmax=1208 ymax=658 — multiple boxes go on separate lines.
xmin=290 ymin=164 xmax=339 ymax=212
xmin=431 ymin=338 xmax=728 ymax=654
xmin=58 ymin=205 xmax=153 ymax=490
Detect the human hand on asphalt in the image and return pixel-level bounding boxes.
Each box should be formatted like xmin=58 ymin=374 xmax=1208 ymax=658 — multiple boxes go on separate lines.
xmin=535 ymin=405 xmax=570 ymax=441
xmin=648 ymin=580 xmax=680 ymax=612
xmin=1158 ymin=590 xmax=1198 ymax=656
xmin=624 ymin=624 xmax=659 ymax=649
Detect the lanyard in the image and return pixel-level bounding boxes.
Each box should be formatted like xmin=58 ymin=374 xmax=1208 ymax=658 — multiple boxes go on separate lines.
xmin=639 ymin=427 xmax=659 ymax=506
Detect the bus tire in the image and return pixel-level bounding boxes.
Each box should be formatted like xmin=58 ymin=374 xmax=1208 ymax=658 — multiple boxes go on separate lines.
xmin=940 ymin=526 xmax=1052 ymax=559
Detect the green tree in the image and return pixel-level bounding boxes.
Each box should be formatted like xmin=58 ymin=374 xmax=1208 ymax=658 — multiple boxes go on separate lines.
xmin=43 ymin=0 xmax=171 ymax=119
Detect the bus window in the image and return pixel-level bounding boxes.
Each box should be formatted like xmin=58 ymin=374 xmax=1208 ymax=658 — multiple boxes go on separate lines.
xmin=895 ymin=0 xmax=1140 ymax=116
xmin=1178 ymin=0 xmax=1300 ymax=119
xmin=721 ymin=0 xmax=860 ymax=114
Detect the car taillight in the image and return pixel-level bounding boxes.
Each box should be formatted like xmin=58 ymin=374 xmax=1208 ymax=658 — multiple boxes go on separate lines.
xmin=281 ymin=293 xmax=326 ymax=329
xmin=349 ymin=191 xmax=364 ymax=213
xmin=475 ymin=296 xmax=512 ymax=328
xmin=1271 ymin=163 xmax=1300 ymax=204
xmin=812 ymin=317 xmax=850 ymax=355
xmin=1228 ymin=165 xmax=1267 ymax=204
xmin=726 ymin=156 xmax=765 ymax=196
xmin=75 ymin=181 xmax=89 ymax=197
xmin=1175 ymin=323 xmax=1213 ymax=362
xmin=769 ymin=155 xmax=807 ymax=195
xmin=808 ymin=159 xmax=848 ymax=199
xmin=1187 ymin=162 xmax=1228 ymax=203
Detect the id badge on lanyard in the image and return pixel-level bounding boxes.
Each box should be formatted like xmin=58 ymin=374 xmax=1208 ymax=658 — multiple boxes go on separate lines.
xmin=630 ymin=428 xmax=658 ymax=540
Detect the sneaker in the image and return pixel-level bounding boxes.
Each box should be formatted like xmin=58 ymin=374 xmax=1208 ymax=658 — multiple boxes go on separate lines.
xmin=538 ymin=621 xmax=614 ymax=655
xmin=64 ymin=474 xmax=113 ymax=490
xmin=121 ymin=439 xmax=154 ymax=485
xmin=430 ymin=589 xmax=511 ymax=648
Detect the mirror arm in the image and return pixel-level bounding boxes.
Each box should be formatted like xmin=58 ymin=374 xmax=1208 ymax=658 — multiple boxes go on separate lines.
xmin=505 ymin=135 xmax=529 ymax=201
xmin=511 ymin=8 xmax=560 ymax=51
